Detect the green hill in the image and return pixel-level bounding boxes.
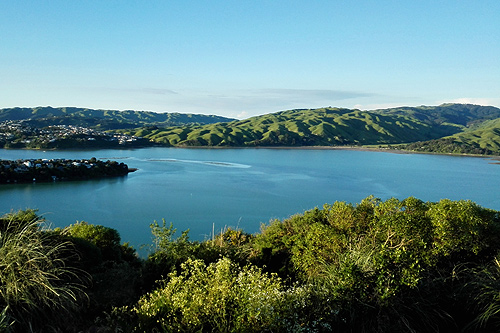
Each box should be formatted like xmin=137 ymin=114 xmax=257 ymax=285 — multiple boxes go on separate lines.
xmin=120 ymin=104 xmax=500 ymax=151
xmin=2 ymin=104 xmax=500 ymax=155
xmin=0 ymin=106 xmax=235 ymax=129
xmin=374 ymin=103 xmax=500 ymax=126
xmin=399 ymin=117 xmax=500 ymax=155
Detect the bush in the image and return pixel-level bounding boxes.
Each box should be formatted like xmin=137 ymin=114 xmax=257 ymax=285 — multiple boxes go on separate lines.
xmin=63 ymin=221 xmax=122 ymax=262
xmin=251 ymin=196 xmax=500 ymax=331
xmin=61 ymin=221 xmax=143 ymax=326
xmin=135 ymin=257 xmax=283 ymax=332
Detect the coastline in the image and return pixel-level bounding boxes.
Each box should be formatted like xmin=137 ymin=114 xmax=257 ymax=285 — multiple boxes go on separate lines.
xmin=176 ymin=144 xmax=500 ymax=161
xmin=2 ymin=144 xmax=499 ymax=163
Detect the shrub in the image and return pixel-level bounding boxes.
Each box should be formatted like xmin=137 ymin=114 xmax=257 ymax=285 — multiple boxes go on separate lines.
xmin=135 ymin=257 xmax=283 ymax=332
xmin=63 ymin=221 xmax=122 ymax=261
xmin=61 ymin=221 xmax=143 ymax=327
xmin=251 ymin=196 xmax=500 ymax=331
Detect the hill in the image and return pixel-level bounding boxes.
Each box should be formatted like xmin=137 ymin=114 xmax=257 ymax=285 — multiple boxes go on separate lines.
xmin=118 ymin=104 xmax=500 ymax=154
xmin=373 ymin=103 xmax=500 ymax=127
xmin=2 ymin=104 xmax=500 ymax=155
xmin=0 ymin=106 xmax=236 ymax=129
xmin=398 ymin=117 xmax=500 ymax=155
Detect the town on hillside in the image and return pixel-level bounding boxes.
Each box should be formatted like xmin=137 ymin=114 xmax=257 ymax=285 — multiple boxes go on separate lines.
xmin=0 ymin=120 xmax=152 ymax=149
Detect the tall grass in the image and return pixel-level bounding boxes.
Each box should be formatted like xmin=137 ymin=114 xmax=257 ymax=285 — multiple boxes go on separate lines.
xmin=0 ymin=210 xmax=87 ymax=331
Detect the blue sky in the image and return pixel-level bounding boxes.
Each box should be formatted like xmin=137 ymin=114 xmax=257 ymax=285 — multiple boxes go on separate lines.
xmin=1 ymin=1 xmax=499 ymax=119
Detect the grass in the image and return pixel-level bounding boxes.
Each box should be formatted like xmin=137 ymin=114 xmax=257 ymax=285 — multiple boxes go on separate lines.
xmin=121 ymin=105 xmax=499 ymax=149
xmin=0 ymin=210 xmax=87 ymax=331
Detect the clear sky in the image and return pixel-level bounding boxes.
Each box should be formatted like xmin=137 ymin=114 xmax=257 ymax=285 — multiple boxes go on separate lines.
xmin=1 ymin=1 xmax=499 ymax=119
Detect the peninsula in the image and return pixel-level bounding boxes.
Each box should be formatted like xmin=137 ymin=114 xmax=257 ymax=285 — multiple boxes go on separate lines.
xmin=0 ymin=157 xmax=134 ymax=184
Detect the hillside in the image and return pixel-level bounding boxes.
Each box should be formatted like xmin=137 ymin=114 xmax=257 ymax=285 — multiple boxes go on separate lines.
xmin=2 ymin=104 xmax=500 ymax=155
xmin=0 ymin=106 xmax=236 ymax=129
xmin=118 ymin=104 xmax=500 ymax=153
xmin=373 ymin=103 xmax=500 ymax=127
xmin=399 ymin=117 xmax=500 ymax=155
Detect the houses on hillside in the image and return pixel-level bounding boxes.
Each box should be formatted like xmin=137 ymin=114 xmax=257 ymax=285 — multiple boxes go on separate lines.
xmin=0 ymin=121 xmax=148 ymax=148
xmin=0 ymin=158 xmax=131 ymax=184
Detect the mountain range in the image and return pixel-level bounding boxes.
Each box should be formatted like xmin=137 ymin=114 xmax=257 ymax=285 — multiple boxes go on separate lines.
xmin=1 ymin=104 xmax=500 ymax=155
xmin=0 ymin=106 xmax=234 ymax=129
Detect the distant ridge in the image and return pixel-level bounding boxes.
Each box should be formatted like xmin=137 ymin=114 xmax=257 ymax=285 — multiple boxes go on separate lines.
xmin=1 ymin=104 xmax=500 ymax=155
xmin=114 ymin=103 xmax=500 ymax=154
xmin=0 ymin=106 xmax=236 ymax=129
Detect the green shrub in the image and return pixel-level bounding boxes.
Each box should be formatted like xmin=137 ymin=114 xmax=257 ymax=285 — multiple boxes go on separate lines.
xmin=63 ymin=221 xmax=122 ymax=261
xmin=135 ymin=257 xmax=283 ymax=332
xmin=61 ymin=221 xmax=143 ymax=327
xmin=251 ymin=196 xmax=500 ymax=331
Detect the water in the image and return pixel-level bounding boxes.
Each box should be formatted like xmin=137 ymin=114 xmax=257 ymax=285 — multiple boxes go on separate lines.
xmin=1 ymin=147 xmax=499 ymax=253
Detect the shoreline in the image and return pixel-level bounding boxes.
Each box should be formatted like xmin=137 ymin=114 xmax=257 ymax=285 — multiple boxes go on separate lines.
xmin=2 ymin=145 xmax=499 ymax=163
xmin=175 ymin=145 xmax=500 ymax=161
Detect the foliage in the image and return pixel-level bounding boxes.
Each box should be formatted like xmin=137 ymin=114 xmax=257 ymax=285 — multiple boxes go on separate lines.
xmin=64 ymin=221 xmax=122 ymax=261
xmin=142 ymin=220 xmax=211 ymax=293
xmin=61 ymin=221 xmax=143 ymax=323
xmin=0 ymin=306 xmax=13 ymax=332
xmin=2 ymin=196 xmax=500 ymax=331
xmin=0 ymin=210 xmax=86 ymax=331
xmin=210 ymin=227 xmax=254 ymax=263
xmin=251 ymin=196 xmax=500 ymax=330
xmin=135 ymin=257 xmax=284 ymax=332
xmin=465 ymin=257 xmax=500 ymax=331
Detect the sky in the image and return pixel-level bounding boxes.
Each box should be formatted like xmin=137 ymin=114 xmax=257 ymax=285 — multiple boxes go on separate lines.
xmin=1 ymin=1 xmax=499 ymax=119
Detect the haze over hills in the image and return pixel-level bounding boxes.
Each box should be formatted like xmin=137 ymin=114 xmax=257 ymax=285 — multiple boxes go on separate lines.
xmin=1 ymin=104 xmax=500 ymax=155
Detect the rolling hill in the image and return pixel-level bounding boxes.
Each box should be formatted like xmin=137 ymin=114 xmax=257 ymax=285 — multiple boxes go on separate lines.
xmin=1 ymin=104 xmax=500 ymax=155
xmin=399 ymin=117 xmax=500 ymax=155
xmin=0 ymin=106 xmax=236 ymax=129
xmin=117 ymin=104 xmax=500 ymax=154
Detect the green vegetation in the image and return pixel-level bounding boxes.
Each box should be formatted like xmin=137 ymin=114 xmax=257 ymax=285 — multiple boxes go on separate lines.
xmin=118 ymin=107 xmax=456 ymax=147
xmin=0 ymin=210 xmax=86 ymax=331
xmin=373 ymin=103 xmax=500 ymax=127
xmin=2 ymin=197 xmax=500 ymax=331
xmin=2 ymin=103 xmax=500 ymax=155
xmin=0 ymin=106 xmax=235 ymax=130
xmin=398 ymin=118 xmax=500 ymax=155
xmin=115 ymin=104 xmax=500 ymax=155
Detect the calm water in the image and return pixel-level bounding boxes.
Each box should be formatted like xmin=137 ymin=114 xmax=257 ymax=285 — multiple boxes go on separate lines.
xmin=1 ymin=147 xmax=499 ymax=253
